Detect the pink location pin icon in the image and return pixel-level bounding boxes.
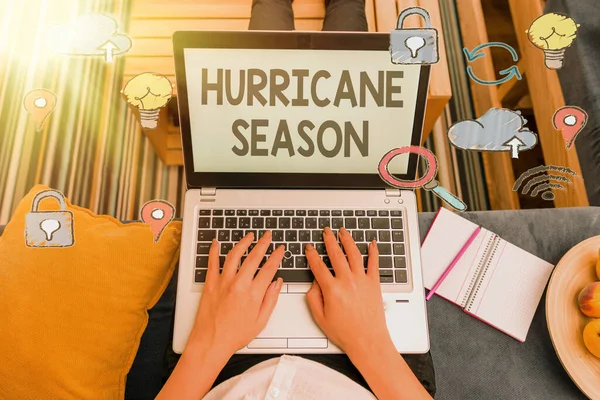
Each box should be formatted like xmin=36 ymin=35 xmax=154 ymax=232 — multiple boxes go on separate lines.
xmin=140 ymin=200 xmax=175 ymax=243
xmin=552 ymin=106 xmax=588 ymax=150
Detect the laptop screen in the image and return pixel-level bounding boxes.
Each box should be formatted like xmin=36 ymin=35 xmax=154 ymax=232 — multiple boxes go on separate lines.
xmin=185 ymin=48 xmax=420 ymax=175
xmin=174 ymin=32 xmax=429 ymax=189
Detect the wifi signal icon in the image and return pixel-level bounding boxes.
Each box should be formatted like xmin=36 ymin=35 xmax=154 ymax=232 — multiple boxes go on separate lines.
xmin=513 ymin=165 xmax=577 ymax=201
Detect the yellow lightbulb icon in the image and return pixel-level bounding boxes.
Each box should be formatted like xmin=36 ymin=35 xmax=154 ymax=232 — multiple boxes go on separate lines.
xmin=526 ymin=13 xmax=580 ymax=70
xmin=122 ymin=73 xmax=173 ymax=129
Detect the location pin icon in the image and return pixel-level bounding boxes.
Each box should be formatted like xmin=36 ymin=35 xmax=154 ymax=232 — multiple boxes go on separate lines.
xmin=552 ymin=106 xmax=588 ymax=150
xmin=140 ymin=200 xmax=175 ymax=243
xmin=23 ymin=89 xmax=57 ymax=132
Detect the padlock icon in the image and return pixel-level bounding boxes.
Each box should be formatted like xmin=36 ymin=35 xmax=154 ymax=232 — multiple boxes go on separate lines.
xmin=390 ymin=7 xmax=439 ymax=65
xmin=25 ymin=189 xmax=74 ymax=248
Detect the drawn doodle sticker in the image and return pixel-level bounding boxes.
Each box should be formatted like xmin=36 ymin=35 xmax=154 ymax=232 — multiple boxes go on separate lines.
xmin=378 ymin=146 xmax=467 ymax=211
xmin=140 ymin=200 xmax=175 ymax=243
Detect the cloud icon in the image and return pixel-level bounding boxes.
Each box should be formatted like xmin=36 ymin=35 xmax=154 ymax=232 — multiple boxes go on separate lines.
xmin=447 ymin=108 xmax=538 ymax=158
xmin=45 ymin=13 xmax=131 ymax=59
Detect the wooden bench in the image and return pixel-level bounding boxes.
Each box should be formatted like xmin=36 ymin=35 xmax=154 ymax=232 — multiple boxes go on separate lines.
xmin=455 ymin=0 xmax=588 ymax=208
xmin=123 ymin=0 xmax=451 ymax=166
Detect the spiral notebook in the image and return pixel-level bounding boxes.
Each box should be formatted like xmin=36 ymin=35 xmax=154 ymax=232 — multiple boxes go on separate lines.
xmin=421 ymin=208 xmax=554 ymax=342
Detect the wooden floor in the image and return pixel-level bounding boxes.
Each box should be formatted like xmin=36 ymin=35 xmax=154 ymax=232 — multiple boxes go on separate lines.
xmin=126 ymin=0 xmax=371 ymax=87
xmin=455 ymin=0 xmax=588 ymax=208
xmin=123 ymin=0 xmax=452 ymax=147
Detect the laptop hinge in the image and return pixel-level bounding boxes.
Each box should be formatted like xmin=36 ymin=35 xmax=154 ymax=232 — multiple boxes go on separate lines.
xmin=385 ymin=188 xmax=401 ymax=197
xmin=200 ymin=187 xmax=217 ymax=197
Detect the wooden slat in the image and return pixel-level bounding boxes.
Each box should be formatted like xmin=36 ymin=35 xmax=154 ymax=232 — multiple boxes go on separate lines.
xmin=131 ymin=0 xmax=251 ymax=19
xmin=498 ymin=59 xmax=525 ymax=100
xmin=456 ymin=0 xmax=519 ymax=210
xmin=508 ymin=0 xmax=588 ymax=207
xmin=125 ymin=72 xmax=174 ymax=81
xmin=395 ymin=0 xmax=425 ymax=29
xmin=432 ymin=114 xmax=457 ymax=194
xmin=294 ymin=0 xmax=325 ymax=19
xmin=168 ymin=125 xmax=180 ymax=136
xmin=165 ymin=149 xmax=184 ymax=165
xmin=422 ymin=96 xmax=448 ymax=141
xmin=419 ymin=0 xmax=451 ymax=98
xmin=498 ymin=60 xmax=528 ymax=109
xmin=129 ymin=18 xmax=324 ymax=37
xmin=166 ymin=133 xmax=181 ymax=150
xmin=131 ymin=0 xmax=325 ymax=19
xmin=514 ymin=93 xmax=532 ymax=110
xmin=365 ymin=0 xmax=376 ymax=32
xmin=374 ymin=0 xmax=398 ymax=32
xmin=129 ymin=38 xmax=173 ymax=57
xmin=125 ymin=57 xmax=175 ymax=77
xmin=418 ymin=0 xmax=451 ymax=136
xmin=129 ymin=19 xmax=249 ymax=38
xmin=125 ymin=18 xmax=325 ymax=78
xmin=396 ymin=0 xmax=420 ymax=13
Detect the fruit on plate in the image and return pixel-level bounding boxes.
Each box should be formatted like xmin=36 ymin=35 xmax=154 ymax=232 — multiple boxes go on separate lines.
xmin=583 ymin=319 xmax=600 ymax=358
xmin=578 ymin=282 xmax=600 ymax=318
xmin=597 ymin=249 xmax=600 ymax=279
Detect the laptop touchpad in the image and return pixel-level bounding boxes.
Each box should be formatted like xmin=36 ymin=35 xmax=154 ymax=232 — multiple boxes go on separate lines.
xmin=257 ymin=294 xmax=325 ymax=338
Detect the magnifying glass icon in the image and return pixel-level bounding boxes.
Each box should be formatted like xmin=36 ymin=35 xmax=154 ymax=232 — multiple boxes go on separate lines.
xmin=378 ymin=146 xmax=467 ymax=211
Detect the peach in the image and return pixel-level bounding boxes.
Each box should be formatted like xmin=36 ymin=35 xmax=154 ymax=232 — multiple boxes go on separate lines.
xmin=596 ymin=249 xmax=600 ymax=280
xmin=578 ymin=282 xmax=600 ymax=318
xmin=582 ymin=319 xmax=600 ymax=358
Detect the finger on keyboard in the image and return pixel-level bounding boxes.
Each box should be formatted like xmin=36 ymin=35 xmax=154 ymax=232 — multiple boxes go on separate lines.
xmin=323 ymin=227 xmax=349 ymax=277
xmin=255 ymin=244 xmax=285 ymax=289
xmin=239 ymin=231 xmax=272 ymax=280
xmin=222 ymin=232 xmax=254 ymax=277
xmin=366 ymin=240 xmax=379 ymax=280
xmin=305 ymin=243 xmax=334 ymax=289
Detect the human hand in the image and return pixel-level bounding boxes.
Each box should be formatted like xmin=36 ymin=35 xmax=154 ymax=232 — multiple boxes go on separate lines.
xmin=187 ymin=231 xmax=285 ymax=357
xmin=305 ymin=227 xmax=393 ymax=357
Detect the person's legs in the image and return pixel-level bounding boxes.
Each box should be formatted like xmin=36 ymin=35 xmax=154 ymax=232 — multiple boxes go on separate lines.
xmin=199 ymin=352 xmax=435 ymax=396
xmin=212 ymin=354 xmax=281 ymax=387
xmin=166 ymin=346 xmax=435 ymax=396
xmin=303 ymin=352 xmax=436 ymax=398
xmin=248 ymin=0 xmax=295 ymax=30
xmin=322 ymin=0 xmax=368 ymax=31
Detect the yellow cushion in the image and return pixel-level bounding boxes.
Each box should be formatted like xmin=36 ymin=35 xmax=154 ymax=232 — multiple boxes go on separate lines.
xmin=0 ymin=185 xmax=182 ymax=399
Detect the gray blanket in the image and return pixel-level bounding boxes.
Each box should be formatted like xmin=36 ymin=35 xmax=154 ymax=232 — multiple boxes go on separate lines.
xmin=424 ymin=207 xmax=600 ymax=400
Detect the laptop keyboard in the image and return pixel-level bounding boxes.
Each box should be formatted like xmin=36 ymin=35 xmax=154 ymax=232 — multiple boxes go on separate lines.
xmin=194 ymin=209 xmax=409 ymax=285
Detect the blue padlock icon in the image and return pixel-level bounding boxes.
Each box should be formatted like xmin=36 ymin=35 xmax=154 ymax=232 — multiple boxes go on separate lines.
xmin=390 ymin=7 xmax=439 ymax=65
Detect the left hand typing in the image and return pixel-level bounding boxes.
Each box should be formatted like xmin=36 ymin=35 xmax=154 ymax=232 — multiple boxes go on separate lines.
xmin=186 ymin=231 xmax=285 ymax=356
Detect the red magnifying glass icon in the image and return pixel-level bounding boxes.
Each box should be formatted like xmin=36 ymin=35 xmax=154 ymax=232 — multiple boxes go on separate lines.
xmin=378 ymin=146 xmax=467 ymax=211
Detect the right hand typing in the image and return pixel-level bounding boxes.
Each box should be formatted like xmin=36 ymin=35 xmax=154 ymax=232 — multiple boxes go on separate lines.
xmin=305 ymin=226 xmax=393 ymax=356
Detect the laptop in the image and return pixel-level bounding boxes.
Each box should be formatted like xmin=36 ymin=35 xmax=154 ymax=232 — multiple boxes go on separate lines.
xmin=172 ymin=31 xmax=430 ymax=354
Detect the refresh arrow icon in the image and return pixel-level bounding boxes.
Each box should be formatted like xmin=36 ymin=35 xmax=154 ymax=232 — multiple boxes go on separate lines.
xmin=463 ymin=42 xmax=523 ymax=86
xmin=464 ymin=42 xmax=519 ymax=63
xmin=466 ymin=65 xmax=522 ymax=86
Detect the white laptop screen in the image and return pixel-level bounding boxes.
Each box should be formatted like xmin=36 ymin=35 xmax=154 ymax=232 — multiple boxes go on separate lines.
xmin=183 ymin=48 xmax=422 ymax=176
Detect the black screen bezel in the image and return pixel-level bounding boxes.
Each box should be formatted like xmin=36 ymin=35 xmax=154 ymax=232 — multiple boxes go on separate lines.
xmin=173 ymin=31 xmax=430 ymax=189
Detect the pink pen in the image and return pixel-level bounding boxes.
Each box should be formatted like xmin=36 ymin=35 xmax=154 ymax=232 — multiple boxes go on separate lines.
xmin=425 ymin=226 xmax=481 ymax=301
